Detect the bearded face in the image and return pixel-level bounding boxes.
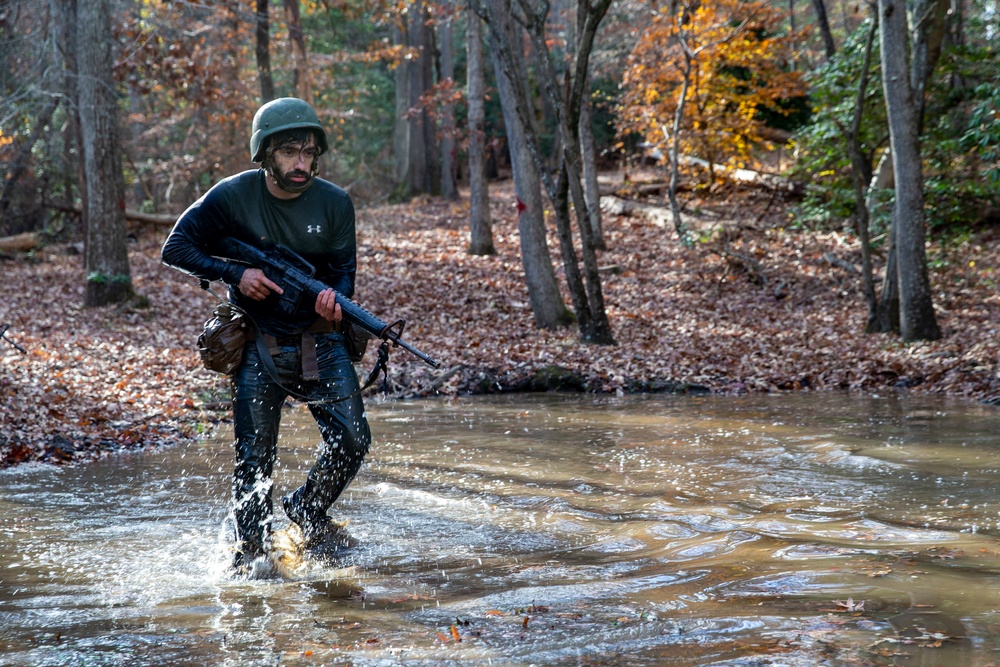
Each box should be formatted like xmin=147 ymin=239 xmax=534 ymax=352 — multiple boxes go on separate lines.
xmin=264 ymin=132 xmax=321 ymax=195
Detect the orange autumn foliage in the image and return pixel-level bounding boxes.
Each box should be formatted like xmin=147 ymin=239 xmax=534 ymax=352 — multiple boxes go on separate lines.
xmin=618 ymin=0 xmax=806 ymax=173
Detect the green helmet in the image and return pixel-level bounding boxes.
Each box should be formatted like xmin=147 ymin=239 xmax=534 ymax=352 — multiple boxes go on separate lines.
xmin=250 ymin=97 xmax=328 ymax=163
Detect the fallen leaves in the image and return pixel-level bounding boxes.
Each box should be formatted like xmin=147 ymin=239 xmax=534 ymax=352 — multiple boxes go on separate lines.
xmin=2 ymin=181 xmax=998 ymax=467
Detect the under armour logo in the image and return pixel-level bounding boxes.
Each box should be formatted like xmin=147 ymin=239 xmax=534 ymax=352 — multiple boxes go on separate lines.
xmin=307 ymin=225 xmax=322 ymax=234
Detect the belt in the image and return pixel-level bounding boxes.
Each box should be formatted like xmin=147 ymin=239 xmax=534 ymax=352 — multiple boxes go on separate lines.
xmin=250 ymin=318 xmax=344 ymax=381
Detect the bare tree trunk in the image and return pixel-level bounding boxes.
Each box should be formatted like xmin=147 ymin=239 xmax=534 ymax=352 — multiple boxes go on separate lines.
xmin=405 ymin=1 xmax=439 ymax=196
xmin=579 ymin=91 xmax=604 ymax=250
xmin=869 ymin=0 xmax=948 ymax=334
xmin=909 ymin=0 xmax=948 ymax=130
xmin=392 ymin=22 xmax=411 ymax=190
xmin=667 ymin=56 xmax=693 ymax=246
xmin=479 ymin=0 xmax=614 ymax=343
xmin=487 ymin=7 xmax=572 ymax=329
xmin=466 ymin=5 xmax=495 ymax=255
xmin=846 ymin=15 xmax=879 ymax=326
xmin=576 ymin=1 xmax=604 ymax=250
xmin=867 ymin=147 xmax=899 ymax=332
xmin=439 ymin=0 xmax=458 ymax=199
xmin=284 ymin=0 xmax=313 ymax=103
xmin=810 ymin=0 xmax=837 ymax=58
xmin=878 ymin=0 xmax=940 ymax=340
xmin=868 ymin=223 xmax=900 ymax=333
xmin=550 ymin=1 xmax=614 ymax=343
xmin=256 ymin=0 xmax=274 ymax=102
xmin=77 ymin=0 xmax=132 ymax=306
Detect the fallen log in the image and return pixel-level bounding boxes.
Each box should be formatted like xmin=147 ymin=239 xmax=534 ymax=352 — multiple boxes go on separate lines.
xmin=48 ymin=202 xmax=177 ymax=227
xmin=680 ymin=156 xmax=805 ymax=195
xmin=638 ymin=151 xmax=806 ymax=195
xmin=2 ymin=205 xmax=178 ymax=254
xmin=0 ymin=232 xmax=41 ymax=253
xmin=124 ymin=209 xmax=178 ymax=227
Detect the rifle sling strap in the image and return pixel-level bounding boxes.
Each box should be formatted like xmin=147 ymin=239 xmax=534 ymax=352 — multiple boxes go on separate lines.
xmin=249 ymin=320 xmax=388 ymax=405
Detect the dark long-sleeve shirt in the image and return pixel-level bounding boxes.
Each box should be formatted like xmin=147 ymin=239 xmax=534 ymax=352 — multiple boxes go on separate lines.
xmin=162 ymin=169 xmax=357 ymax=337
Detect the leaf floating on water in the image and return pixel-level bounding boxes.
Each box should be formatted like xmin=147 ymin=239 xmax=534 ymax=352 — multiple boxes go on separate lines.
xmin=832 ymin=597 xmax=865 ymax=612
xmin=450 ymin=624 xmax=462 ymax=642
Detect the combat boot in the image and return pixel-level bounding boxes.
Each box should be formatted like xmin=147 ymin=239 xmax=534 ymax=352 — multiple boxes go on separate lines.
xmin=282 ymin=488 xmax=337 ymax=546
xmin=230 ymin=539 xmax=268 ymax=578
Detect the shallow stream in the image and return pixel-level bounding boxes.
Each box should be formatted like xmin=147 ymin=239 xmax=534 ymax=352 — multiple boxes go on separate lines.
xmin=3 ymin=393 xmax=1000 ymax=666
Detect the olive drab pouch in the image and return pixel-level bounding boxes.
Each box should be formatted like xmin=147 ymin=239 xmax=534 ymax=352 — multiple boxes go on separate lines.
xmin=198 ymin=302 xmax=248 ymax=374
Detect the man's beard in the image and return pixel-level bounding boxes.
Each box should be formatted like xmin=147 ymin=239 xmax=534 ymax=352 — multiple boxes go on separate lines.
xmin=268 ymin=165 xmax=315 ymax=194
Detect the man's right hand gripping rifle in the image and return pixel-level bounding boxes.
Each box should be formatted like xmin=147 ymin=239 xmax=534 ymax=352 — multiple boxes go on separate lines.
xmin=217 ymin=236 xmax=441 ymax=369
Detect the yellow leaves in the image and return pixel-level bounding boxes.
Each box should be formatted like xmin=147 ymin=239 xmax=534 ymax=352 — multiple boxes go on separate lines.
xmin=618 ymin=0 xmax=806 ymax=168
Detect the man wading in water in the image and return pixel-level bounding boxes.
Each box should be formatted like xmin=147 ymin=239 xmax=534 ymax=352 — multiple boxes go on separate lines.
xmin=162 ymin=98 xmax=371 ymax=576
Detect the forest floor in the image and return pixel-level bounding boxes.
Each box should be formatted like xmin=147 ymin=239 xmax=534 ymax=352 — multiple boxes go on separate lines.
xmin=1 ymin=173 xmax=998 ymax=467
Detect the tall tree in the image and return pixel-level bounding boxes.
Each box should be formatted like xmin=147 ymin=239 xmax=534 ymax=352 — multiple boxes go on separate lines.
xmin=867 ymin=0 xmax=948 ymax=334
xmin=284 ymin=0 xmax=312 ymax=103
xmin=439 ymin=0 xmax=458 ymax=199
xmin=810 ymin=0 xmax=837 ymax=59
xmin=393 ymin=0 xmax=441 ymax=197
xmin=477 ymin=0 xmax=615 ymax=344
xmin=487 ymin=4 xmax=573 ymax=329
xmin=576 ymin=0 xmax=604 ymax=250
xmin=256 ymin=0 xmax=275 ymax=102
xmin=466 ymin=5 xmax=495 ymax=255
xmin=877 ymin=0 xmax=940 ymax=340
xmin=77 ymin=0 xmax=132 ymax=306
xmin=845 ymin=15 xmax=879 ymax=327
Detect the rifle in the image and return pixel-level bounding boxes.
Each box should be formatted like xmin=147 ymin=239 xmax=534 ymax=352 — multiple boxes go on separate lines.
xmin=212 ymin=236 xmax=441 ymax=369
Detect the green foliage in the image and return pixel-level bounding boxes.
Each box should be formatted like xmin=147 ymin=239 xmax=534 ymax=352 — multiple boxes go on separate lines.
xmin=302 ymin=8 xmax=397 ymax=185
xmin=958 ymin=84 xmax=1000 ymax=184
xmin=792 ymin=19 xmax=885 ymax=228
xmin=794 ymin=19 xmax=1000 ymax=232
xmin=919 ymin=51 xmax=1000 ymax=227
xmin=589 ymin=77 xmax=627 ymax=159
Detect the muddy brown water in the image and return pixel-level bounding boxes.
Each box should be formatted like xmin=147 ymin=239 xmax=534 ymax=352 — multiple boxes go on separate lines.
xmin=3 ymin=393 xmax=1000 ymax=666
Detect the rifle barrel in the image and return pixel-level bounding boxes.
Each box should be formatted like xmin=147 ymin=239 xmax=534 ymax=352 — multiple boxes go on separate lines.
xmin=391 ymin=337 xmax=441 ymax=368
